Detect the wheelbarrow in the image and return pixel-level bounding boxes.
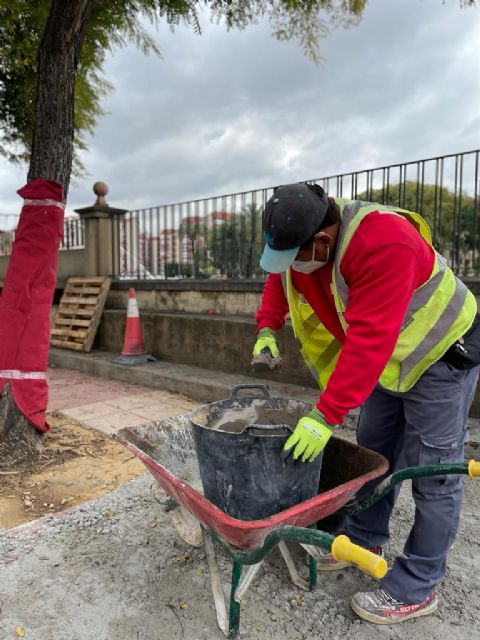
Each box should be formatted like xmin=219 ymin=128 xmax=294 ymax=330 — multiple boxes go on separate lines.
xmin=115 ymin=385 xmax=480 ymax=637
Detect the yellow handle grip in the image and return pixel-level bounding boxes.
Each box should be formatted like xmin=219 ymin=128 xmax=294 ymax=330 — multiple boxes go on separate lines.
xmin=468 ymin=460 xmax=480 ymax=478
xmin=331 ymin=534 xmax=388 ymax=580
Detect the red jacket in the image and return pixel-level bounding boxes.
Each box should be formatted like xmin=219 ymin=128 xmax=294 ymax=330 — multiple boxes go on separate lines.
xmin=256 ymin=211 xmax=435 ymax=425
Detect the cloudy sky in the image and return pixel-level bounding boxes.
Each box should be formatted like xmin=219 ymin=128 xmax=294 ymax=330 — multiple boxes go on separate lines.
xmin=0 ymin=0 xmax=479 ymax=228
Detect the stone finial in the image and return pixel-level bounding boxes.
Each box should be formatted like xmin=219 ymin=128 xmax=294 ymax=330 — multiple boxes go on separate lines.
xmin=93 ymin=181 xmax=109 ymax=207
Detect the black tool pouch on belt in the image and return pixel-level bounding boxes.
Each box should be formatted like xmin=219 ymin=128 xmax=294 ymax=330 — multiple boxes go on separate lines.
xmin=441 ymin=313 xmax=480 ymax=370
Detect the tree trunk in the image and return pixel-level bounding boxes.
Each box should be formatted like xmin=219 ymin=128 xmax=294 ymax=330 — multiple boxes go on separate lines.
xmin=0 ymin=1 xmax=96 ymax=453
xmin=0 ymin=383 xmax=43 ymax=470
xmin=27 ymin=0 xmax=97 ymax=197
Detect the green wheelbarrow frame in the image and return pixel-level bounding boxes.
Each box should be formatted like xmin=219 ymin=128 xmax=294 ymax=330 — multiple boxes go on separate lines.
xmin=201 ymin=459 xmax=479 ymax=637
xmin=117 ymin=415 xmax=480 ymax=638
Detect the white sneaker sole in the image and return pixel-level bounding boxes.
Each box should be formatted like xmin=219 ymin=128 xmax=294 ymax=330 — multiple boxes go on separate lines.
xmin=351 ymin=596 xmax=438 ymax=624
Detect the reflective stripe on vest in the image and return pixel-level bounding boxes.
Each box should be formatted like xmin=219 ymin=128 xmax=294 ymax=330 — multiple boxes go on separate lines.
xmin=281 ymin=271 xmax=341 ymax=390
xmin=333 ymin=199 xmax=476 ymax=391
xmin=283 ymin=200 xmax=476 ymax=393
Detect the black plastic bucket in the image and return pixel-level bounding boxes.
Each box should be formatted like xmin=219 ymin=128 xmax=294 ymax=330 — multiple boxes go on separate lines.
xmin=189 ymin=384 xmax=323 ymax=521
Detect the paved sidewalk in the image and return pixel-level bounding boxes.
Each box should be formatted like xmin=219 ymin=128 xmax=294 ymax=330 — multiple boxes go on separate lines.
xmin=47 ymin=351 xmax=480 ymax=454
xmin=47 ymin=361 xmax=480 ymax=458
xmin=48 ymin=366 xmax=199 ymax=435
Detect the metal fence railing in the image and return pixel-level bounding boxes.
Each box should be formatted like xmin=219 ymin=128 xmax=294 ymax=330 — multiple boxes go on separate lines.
xmin=60 ymin=217 xmax=85 ymax=250
xmin=115 ymin=149 xmax=480 ymax=280
xmin=0 ymin=229 xmax=14 ymax=256
xmin=114 ymin=194 xmax=269 ymax=280
xmin=1 ymin=151 xmax=479 ymax=277
xmin=0 ymin=216 xmax=85 ymax=256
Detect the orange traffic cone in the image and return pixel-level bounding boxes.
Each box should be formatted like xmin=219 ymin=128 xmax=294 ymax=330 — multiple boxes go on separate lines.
xmin=114 ymin=288 xmax=155 ymax=365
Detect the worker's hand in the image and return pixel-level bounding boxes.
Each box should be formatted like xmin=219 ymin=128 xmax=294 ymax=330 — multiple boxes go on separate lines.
xmin=283 ymin=408 xmax=334 ymax=463
xmin=253 ymin=327 xmax=280 ymax=358
xmin=251 ymin=327 xmax=282 ymax=370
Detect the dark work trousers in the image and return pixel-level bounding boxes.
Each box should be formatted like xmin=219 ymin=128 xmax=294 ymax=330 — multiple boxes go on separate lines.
xmin=344 ymin=359 xmax=479 ymax=603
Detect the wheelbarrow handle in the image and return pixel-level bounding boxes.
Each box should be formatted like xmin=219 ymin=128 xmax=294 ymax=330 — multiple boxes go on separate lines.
xmin=340 ymin=459 xmax=480 ymax=517
xmin=468 ymin=459 xmax=480 ymax=477
xmin=213 ymin=526 xmax=387 ymax=579
xmin=331 ymin=535 xmax=387 ymax=580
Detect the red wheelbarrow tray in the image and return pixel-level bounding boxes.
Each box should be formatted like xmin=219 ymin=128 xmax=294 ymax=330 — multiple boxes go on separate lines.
xmin=116 ymin=416 xmax=388 ymax=551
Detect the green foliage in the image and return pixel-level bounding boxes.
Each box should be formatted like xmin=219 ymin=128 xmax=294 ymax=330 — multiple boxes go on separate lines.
xmin=164 ymin=260 xmax=194 ymax=277
xmin=0 ymin=0 xmax=366 ymax=174
xmin=179 ymin=202 xmax=265 ymax=278
xmin=0 ymin=0 xmax=197 ymax=171
xmin=357 ymin=181 xmax=478 ymax=268
xmin=209 ymin=202 xmax=265 ymax=278
xmin=0 ymin=1 xmax=47 ymax=162
xmin=208 ymin=1 xmax=366 ymax=62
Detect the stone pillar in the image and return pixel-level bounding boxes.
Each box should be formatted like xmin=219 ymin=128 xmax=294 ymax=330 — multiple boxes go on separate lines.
xmin=75 ymin=182 xmax=127 ymax=277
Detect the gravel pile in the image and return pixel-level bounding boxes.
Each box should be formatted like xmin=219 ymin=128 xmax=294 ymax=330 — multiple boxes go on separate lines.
xmin=1 ymin=429 xmax=479 ymax=640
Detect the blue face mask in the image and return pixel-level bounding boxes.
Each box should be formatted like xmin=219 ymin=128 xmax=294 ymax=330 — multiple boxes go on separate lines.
xmin=292 ymin=243 xmax=330 ymax=274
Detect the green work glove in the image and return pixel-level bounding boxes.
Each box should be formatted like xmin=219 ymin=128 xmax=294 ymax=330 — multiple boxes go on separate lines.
xmin=283 ymin=408 xmax=334 ymax=463
xmin=252 ymin=327 xmax=280 ymax=358
xmin=251 ymin=327 xmax=282 ymax=370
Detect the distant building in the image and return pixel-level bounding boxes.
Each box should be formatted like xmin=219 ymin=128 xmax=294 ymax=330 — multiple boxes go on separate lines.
xmin=133 ymin=211 xmax=233 ymax=276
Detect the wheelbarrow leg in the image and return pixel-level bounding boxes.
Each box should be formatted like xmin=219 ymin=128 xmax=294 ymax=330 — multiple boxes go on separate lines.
xmin=307 ymin=545 xmax=317 ymax=591
xmin=234 ymin=561 xmax=264 ymax=603
xmin=278 ymin=541 xmax=309 ymax=591
xmin=300 ymin=523 xmax=320 ymax=590
xmin=235 ymin=542 xmax=311 ymax=600
xmin=167 ymin=502 xmax=203 ymax=547
xmin=300 ymin=545 xmax=322 ymax=589
xmin=203 ymin=527 xmax=245 ymax=637
xmin=235 ymin=541 xmax=312 ymax=602
xmin=228 ymin=561 xmax=243 ymax=638
xmin=203 ymin=528 xmax=229 ymax=636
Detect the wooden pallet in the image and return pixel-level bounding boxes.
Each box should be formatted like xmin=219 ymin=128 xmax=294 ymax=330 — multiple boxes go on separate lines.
xmin=51 ymin=277 xmax=111 ymax=352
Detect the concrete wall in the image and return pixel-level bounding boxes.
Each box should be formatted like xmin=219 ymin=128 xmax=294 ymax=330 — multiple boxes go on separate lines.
xmin=108 ymin=277 xmax=480 ymax=316
xmin=56 ymin=249 xmax=86 ymax=286
xmin=96 ymin=309 xmax=314 ymax=388
xmin=0 ymin=248 xmax=86 ymax=288
xmin=96 ymin=277 xmax=480 ymax=417
xmin=107 ymin=280 xmax=264 ymax=316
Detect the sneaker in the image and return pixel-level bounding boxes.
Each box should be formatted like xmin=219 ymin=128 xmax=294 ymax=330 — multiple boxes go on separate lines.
xmin=316 ymin=545 xmax=383 ymax=571
xmin=351 ymin=588 xmax=438 ymax=624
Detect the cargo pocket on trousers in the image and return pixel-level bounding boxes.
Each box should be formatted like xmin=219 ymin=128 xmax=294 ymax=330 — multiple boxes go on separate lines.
xmin=416 ymin=440 xmax=465 ymax=497
xmin=440 ymin=361 xmax=467 ymax=385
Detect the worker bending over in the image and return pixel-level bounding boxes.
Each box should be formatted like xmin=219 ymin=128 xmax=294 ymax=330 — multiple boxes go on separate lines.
xmin=253 ymin=182 xmax=480 ymax=624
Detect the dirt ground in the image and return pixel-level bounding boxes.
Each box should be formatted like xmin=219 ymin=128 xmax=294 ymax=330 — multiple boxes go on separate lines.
xmin=1 ymin=423 xmax=479 ymax=640
xmin=0 ymin=413 xmax=146 ymax=530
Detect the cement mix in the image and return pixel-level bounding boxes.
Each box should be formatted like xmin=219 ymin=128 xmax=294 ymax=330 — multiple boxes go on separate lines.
xmin=1 ymin=425 xmax=479 ymax=640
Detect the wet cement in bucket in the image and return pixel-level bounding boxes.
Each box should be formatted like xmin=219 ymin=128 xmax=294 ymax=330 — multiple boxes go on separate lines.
xmin=193 ymin=399 xmax=322 ymax=520
xmin=206 ymin=400 xmax=299 ymax=435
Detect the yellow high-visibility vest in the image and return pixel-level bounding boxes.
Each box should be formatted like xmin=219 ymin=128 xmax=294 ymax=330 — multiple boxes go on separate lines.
xmin=283 ymin=199 xmax=477 ymax=393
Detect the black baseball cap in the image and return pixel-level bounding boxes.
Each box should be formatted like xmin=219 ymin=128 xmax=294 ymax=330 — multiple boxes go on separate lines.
xmin=260 ymin=183 xmax=329 ymax=273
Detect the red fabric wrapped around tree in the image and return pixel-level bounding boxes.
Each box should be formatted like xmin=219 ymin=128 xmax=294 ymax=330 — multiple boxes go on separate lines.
xmin=0 ymin=179 xmax=65 ymax=433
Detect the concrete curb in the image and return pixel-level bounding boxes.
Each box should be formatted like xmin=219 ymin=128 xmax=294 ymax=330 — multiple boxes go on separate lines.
xmin=48 ymin=349 xmax=480 ymax=450
xmin=47 ymin=348 xmax=360 ymax=431
xmin=48 ymin=348 xmax=322 ymax=407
